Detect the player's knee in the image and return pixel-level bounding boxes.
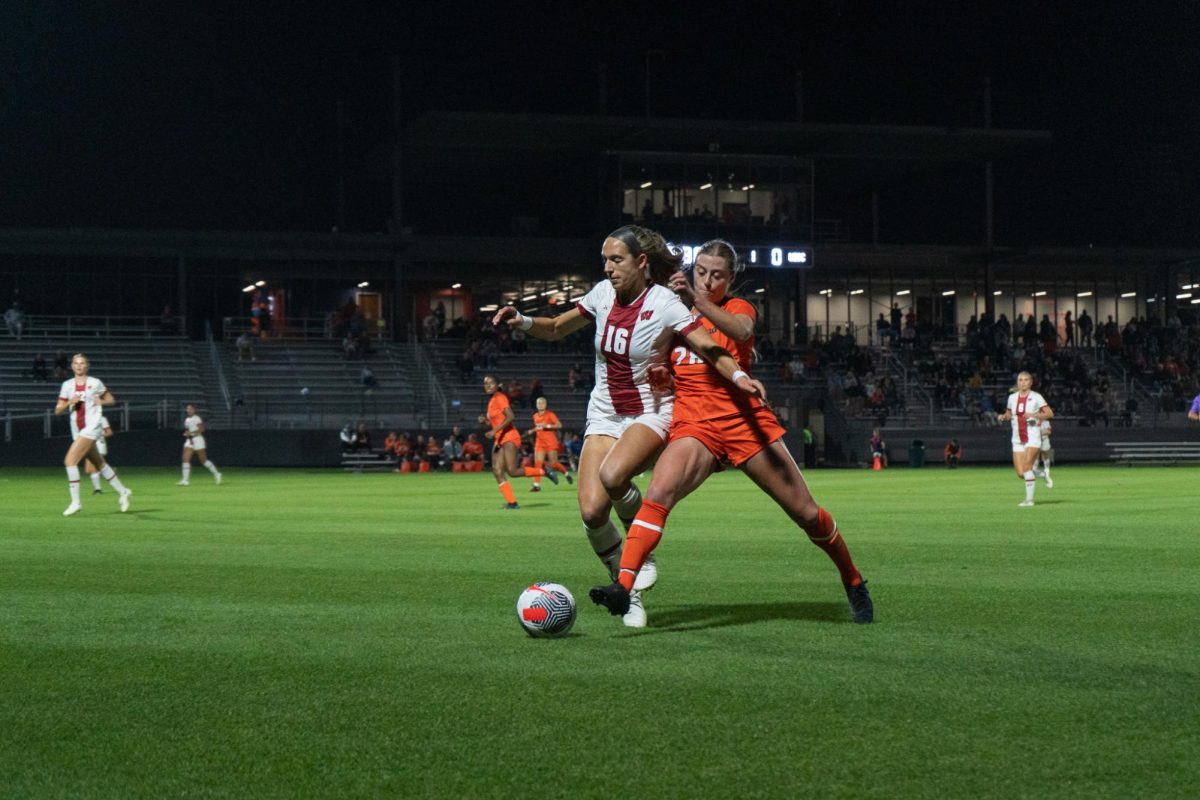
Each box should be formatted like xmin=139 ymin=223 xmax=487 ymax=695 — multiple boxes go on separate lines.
xmin=597 ymin=462 xmax=627 ymax=498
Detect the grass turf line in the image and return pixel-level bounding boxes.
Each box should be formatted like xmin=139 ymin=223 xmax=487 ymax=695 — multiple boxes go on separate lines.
xmin=0 ymin=466 xmax=1196 ymax=798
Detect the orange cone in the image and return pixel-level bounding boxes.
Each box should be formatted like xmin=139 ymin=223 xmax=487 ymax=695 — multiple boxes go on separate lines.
xmin=873 ymin=455 xmax=882 ymax=471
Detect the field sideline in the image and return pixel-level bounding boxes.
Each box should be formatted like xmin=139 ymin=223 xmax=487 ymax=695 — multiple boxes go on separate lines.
xmin=1 ymin=465 xmax=1196 ymax=798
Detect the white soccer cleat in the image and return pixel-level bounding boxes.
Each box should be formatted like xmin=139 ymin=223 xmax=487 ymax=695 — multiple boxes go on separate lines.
xmin=633 ymin=552 xmax=658 ymax=592
xmin=119 ymin=490 xmax=132 ymax=513
xmin=1045 ymin=476 xmax=1053 ymax=489
xmin=62 ymin=502 xmax=82 ymax=517
xmin=622 ymin=590 xmax=646 ymax=628
xmin=1018 ymin=499 xmax=1034 ymax=508
xmin=177 ymin=480 xmax=189 ymax=486
xmin=214 ymin=472 xmax=222 ymax=485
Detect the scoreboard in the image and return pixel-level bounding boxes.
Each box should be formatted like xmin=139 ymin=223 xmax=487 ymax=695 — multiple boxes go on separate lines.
xmin=678 ymin=243 xmax=811 ymax=268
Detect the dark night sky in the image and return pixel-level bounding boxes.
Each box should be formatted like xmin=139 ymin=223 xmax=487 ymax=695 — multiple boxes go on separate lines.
xmin=1 ymin=2 xmax=1197 ymax=245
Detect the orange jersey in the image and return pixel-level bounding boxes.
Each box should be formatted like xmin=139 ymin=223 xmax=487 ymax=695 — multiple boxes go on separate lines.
xmin=532 ymin=410 xmax=561 ymax=452
xmin=670 ymin=297 xmax=763 ymax=423
xmin=487 ymin=391 xmax=515 ymax=436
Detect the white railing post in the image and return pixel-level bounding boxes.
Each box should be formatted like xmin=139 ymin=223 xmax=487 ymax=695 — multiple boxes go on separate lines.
xmin=44 ymin=409 xmax=52 ymax=438
xmin=4 ymin=412 xmax=10 ymax=442
xmin=123 ymin=401 xmax=130 ymax=432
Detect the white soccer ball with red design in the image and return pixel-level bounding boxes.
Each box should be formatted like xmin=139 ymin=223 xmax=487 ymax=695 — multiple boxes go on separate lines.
xmin=516 ymin=582 xmax=576 ymax=638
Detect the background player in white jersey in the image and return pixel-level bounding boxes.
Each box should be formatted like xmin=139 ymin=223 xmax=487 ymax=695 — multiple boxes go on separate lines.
xmin=493 ymin=225 xmax=761 ymax=627
xmin=997 ymin=371 xmax=1053 ymax=507
xmin=54 ymin=353 xmax=132 ymax=515
xmin=1034 ymin=418 xmax=1054 ymax=488
xmin=84 ymin=415 xmax=114 ymax=494
xmin=179 ymin=404 xmax=222 ymax=485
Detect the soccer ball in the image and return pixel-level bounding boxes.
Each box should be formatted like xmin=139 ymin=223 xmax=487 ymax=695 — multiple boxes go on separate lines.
xmin=516 ymin=582 xmax=576 ymax=638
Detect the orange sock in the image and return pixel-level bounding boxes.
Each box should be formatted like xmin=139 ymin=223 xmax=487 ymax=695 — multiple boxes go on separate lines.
xmin=522 ymin=466 xmax=545 ymax=478
xmin=617 ymin=500 xmax=670 ymax=591
xmin=498 ymin=481 xmax=517 ymax=504
xmin=533 ymin=478 xmax=541 ymax=488
xmin=551 ymin=461 xmax=567 ymax=474
xmin=804 ymin=507 xmax=862 ymax=586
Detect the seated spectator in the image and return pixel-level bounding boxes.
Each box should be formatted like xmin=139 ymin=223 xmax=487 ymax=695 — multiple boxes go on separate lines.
xmin=462 ymin=433 xmax=486 ymax=462
xmin=31 ymin=352 xmax=49 ymax=382
xmin=507 ymin=379 xmax=526 ymax=409
xmin=352 ymin=423 xmax=372 ymax=452
xmin=339 ymin=423 xmax=357 ymax=451
xmin=443 ymin=432 xmax=464 ymax=463
xmin=53 ymin=351 xmax=70 ymax=381
xmin=4 ymin=302 xmax=25 ymax=340
xmin=360 ymin=365 xmax=378 ymax=391
xmin=424 ymin=436 xmax=444 ymax=469
xmin=944 ymin=438 xmax=962 ymax=468
xmin=391 ymin=434 xmax=413 ymax=466
xmin=384 ymin=430 xmax=401 ymax=455
xmin=237 ymin=331 xmax=256 ymax=362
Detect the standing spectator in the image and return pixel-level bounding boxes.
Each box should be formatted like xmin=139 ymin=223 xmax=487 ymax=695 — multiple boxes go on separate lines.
xmin=4 ymin=302 xmax=24 ymax=339
xmin=360 ymin=365 xmax=378 ymax=392
xmin=1187 ymin=392 xmax=1200 ymax=422
xmin=1078 ymin=309 xmax=1094 ymax=347
xmin=53 ymin=351 xmax=71 ymax=381
xmin=944 ymin=438 xmax=961 ymax=468
xmin=1063 ymin=311 xmax=1075 ymax=347
xmin=890 ymin=302 xmax=902 ymax=334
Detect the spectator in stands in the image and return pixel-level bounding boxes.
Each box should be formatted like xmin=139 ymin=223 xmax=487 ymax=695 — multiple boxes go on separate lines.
xmin=160 ymin=305 xmax=178 ymax=335
xmin=384 ymin=430 xmax=400 ymax=456
xmin=1063 ymin=311 xmax=1075 ymax=347
xmin=32 ymin=352 xmax=49 ymax=381
xmin=876 ymin=313 xmax=891 ymax=346
xmin=433 ymin=302 xmax=446 ymax=334
xmin=391 ymin=433 xmax=413 ymax=467
xmin=528 ymin=378 xmax=545 ymax=407
xmin=563 ymin=431 xmax=583 ymax=472
xmin=4 ymin=301 xmax=25 ymax=340
xmin=360 ymin=365 xmax=378 ymax=392
xmin=568 ymin=363 xmax=582 ymax=394
xmin=53 ymin=351 xmax=70 ymax=381
xmin=237 ymin=331 xmax=256 ymax=362
xmin=890 ymin=302 xmax=902 ymax=334
xmin=1078 ymin=309 xmax=1094 ymax=347
xmin=462 ymin=432 xmax=485 ymax=463
xmin=944 ymin=438 xmax=961 ymax=468
xmin=339 ymin=423 xmax=357 ymax=451
xmin=788 ymin=353 xmax=805 ymax=382
xmin=1188 ymin=392 xmax=1200 ymax=422
xmin=424 ymin=436 xmax=444 ymax=469
xmin=443 ymin=431 xmax=464 ymax=464
xmin=506 ymin=378 xmax=526 ymax=409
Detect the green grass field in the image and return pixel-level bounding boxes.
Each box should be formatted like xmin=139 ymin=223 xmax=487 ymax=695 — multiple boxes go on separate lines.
xmin=1 ymin=465 xmax=1197 ymax=799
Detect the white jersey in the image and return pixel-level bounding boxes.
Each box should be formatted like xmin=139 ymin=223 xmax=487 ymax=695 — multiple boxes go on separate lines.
xmin=1006 ymin=390 xmax=1048 ymax=448
xmin=58 ymin=376 xmax=108 ymax=439
xmin=576 ymin=281 xmax=700 ymax=418
xmin=184 ymin=414 xmax=204 ymax=436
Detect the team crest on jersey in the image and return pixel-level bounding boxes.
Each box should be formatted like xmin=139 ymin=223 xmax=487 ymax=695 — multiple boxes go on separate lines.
xmin=640 ymin=310 xmax=654 ymax=321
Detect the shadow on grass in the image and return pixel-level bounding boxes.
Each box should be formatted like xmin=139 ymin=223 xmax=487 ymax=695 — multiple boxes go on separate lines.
xmin=631 ymin=600 xmax=849 ymax=634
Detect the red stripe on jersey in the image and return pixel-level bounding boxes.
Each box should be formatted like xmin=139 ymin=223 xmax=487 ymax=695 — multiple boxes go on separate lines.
xmin=575 ymin=302 xmax=595 ymax=322
xmin=1016 ymin=394 xmax=1028 ymax=444
xmin=74 ymin=383 xmax=86 ymax=431
xmin=602 ymin=290 xmax=648 ymax=416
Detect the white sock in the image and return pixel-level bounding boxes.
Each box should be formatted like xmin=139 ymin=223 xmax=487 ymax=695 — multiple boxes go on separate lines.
xmin=66 ymin=465 xmax=81 ymax=504
xmin=90 ymin=473 xmax=102 ymax=490
xmin=585 ymin=520 xmax=623 ymax=580
xmin=182 ymin=463 xmax=191 ymax=481
xmin=1042 ymin=463 xmax=1051 ymax=480
xmin=1023 ymin=470 xmax=1036 ymax=502
xmin=611 ymin=484 xmax=643 ymax=529
xmin=101 ymin=465 xmax=128 ymax=494
xmin=203 ymin=460 xmax=219 ymax=476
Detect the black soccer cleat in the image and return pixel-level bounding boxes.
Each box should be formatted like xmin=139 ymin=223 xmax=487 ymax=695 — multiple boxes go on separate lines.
xmin=92 ymin=488 xmax=103 ymax=495
xmin=589 ymin=581 xmax=631 ymax=616
xmin=565 ymin=471 xmax=574 ymax=485
xmin=543 ymin=468 xmax=560 ymax=486
xmin=845 ymin=579 xmax=874 ymax=624
xmin=504 ymin=502 xmax=520 ymax=510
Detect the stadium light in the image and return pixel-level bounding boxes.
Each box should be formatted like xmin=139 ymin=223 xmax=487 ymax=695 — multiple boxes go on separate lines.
xmin=895 ymin=290 xmax=910 ymax=296
xmin=241 ymin=285 xmax=256 ymax=293
xmin=741 ymin=184 xmax=755 ymax=191
xmin=993 ymin=291 xmax=1003 ymax=296
xmin=255 ymin=280 xmax=265 ymax=287
xmin=699 ymin=182 xmax=712 ymax=190
xmin=1121 ymin=292 xmax=1137 ymax=298
xmin=1176 ymin=292 xmax=1192 ymax=299
xmin=451 ymin=283 xmax=462 ymax=289
xmin=1033 ymin=291 xmax=1047 ymax=297
xmin=755 ymin=288 xmax=765 ymax=293
xmin=1076 ymin=291 xmax=1092 ymax=297
xmin=479 ymin=304 xmax=498 ymax=312
xmin=818 ymin=289 xmax=833 ymax=296
xmin=357 ymin=281 xmax=369 ymax=288
xmin=849 ymin=289 xmax=864 ymax=295
xmin=521 ymin=294 xmax=538 ymax=301
xmin=640 ymin=181 xmax=653 ymax=189
xmin=941 ymin=290 xmax=955 ymax=296
xmin=1192 ymin=298 xmax=1200 ymax=305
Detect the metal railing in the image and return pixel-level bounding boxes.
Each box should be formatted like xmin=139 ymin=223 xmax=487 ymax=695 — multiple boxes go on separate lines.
xmin=5 ymin=314 xmax=186 ymax=339
xmin=4 ymin=400 xmax=173 ymax=442
xmin=205 ymin=321 xmax=232 ymax=412
xmin=414 ymin=344 xmax=449 ymax=426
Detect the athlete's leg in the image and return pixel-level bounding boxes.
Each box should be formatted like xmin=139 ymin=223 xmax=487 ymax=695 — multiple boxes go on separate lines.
xmin=62 ymin=437 xmax=94 ymax=513
xmin=1018 ymin=447 xmax=1039 ymax=505
xmin=597 ymin=423 xmax=663 ymax=529
xmin=196 ymin=448 xmax=221 ymax=482
xmin=492 ymin=441 xmax=520 ymax=507
xmin=577 ymin=435 xmax=623 ymax=574
xmin=180 ymin=446 xmax=194 ymax=484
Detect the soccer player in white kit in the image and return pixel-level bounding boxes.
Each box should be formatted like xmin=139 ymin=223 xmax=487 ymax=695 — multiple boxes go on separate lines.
xmin=54 ymin=353 xmax=132 ymax=516
xmin=997 ymin=371 xmax=1054 ymax=507
xmin=179 ymin=404 xmax=222 ymax=485
xmin=1035 ymin=418 xmax=1054 ymax=488
xmin=493 ymin=225 xmax=760 ymax=627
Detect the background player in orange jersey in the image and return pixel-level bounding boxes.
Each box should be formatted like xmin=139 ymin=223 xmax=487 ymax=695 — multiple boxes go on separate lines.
xmin=589 ymin=239 xmax=874 ymax=624
xmin=525 ymin=396 xmax=573 ymax=492
xmin=478 ymin=374 xmax=558 ymax=508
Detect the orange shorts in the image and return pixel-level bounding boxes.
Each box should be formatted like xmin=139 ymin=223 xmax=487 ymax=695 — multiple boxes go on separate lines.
xmin=669 ymin=406 xmax=786 ymax=467
xmin=494 ymin=429 xmax=522 ymax=449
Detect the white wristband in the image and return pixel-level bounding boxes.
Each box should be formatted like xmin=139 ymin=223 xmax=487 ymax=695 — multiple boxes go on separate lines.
xmin=516 ymin=313 xmax=533 ymax=331
xmin=731 ymin=369 xmax=749 ymax=383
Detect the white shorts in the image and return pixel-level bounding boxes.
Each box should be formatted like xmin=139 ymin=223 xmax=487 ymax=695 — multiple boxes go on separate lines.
xmin=186 ymin=435 xmax=207 ymax=451
xmin=585 ymin=402 xmax=673 ymax=441
xmin=1040 ymin=438 xmax=1052 ymax=453
xmin=1012 ymin=429 xmax=1042 ymax=452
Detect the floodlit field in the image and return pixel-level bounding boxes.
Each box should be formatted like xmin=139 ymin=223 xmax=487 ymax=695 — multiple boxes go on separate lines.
xmin=1 ymin=465 xmax=1196 ymax=799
